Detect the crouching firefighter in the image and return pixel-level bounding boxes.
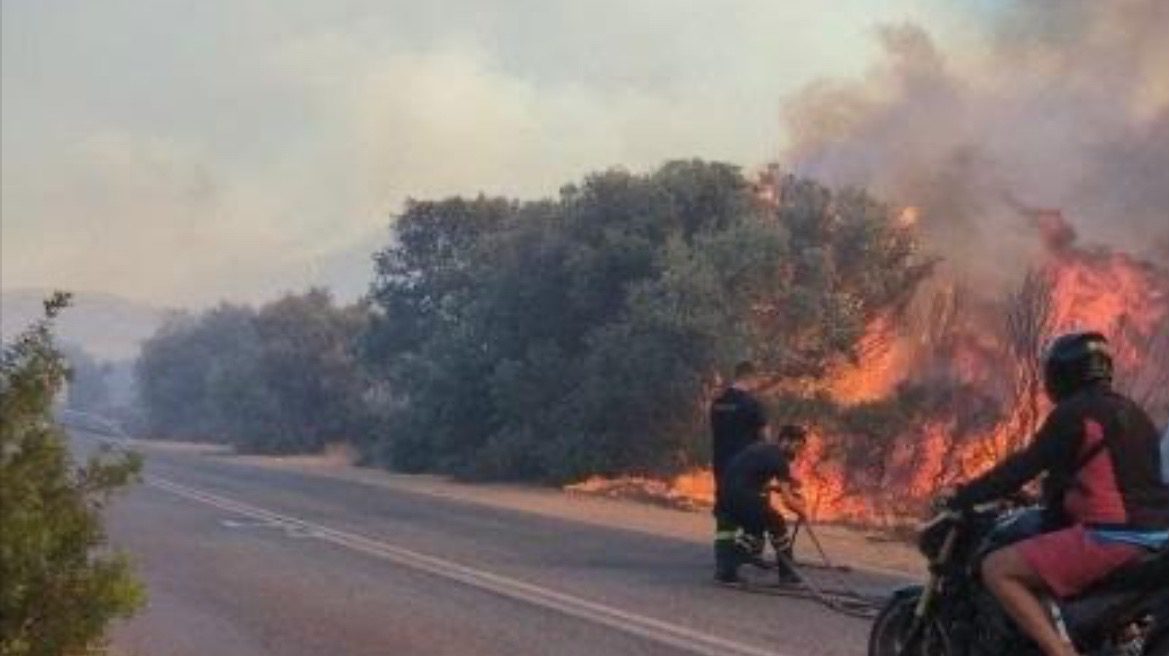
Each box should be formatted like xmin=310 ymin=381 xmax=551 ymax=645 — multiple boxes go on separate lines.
xmin=715 ymin=425 xmax=810 ymax=585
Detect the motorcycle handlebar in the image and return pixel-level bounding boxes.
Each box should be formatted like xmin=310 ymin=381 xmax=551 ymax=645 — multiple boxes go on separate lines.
xmin=921 ymin=500 xmax=1006 ymax=530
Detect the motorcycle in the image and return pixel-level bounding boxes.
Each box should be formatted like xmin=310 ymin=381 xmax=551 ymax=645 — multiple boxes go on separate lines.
xmin=868 ymin=503 xmax=1169 ymax=656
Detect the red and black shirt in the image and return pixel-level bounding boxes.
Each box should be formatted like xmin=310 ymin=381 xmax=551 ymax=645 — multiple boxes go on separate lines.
xmin=955 ymin=384 xmax=1169 ymax=531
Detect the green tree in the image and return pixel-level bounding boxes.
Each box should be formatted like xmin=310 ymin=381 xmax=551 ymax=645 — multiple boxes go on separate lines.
xmin=557 ymin=221 xmax=785 ymax=479
xmin=748 ymin=175 xmax=931 ymax=379
xmin=135 ymin=304 xmax=259 ymax=441
xmin=365 ymin=161 xmax=930 ymax=482
xmin=365 ymin=196 xmax=513 ymax=366
xmin=135 ymin=291 xmax=371 ymax=454
xmin=231 ymin=289 xmax=371 ymax=453
xmin=1 ymin=292 xmax=144 ymax=656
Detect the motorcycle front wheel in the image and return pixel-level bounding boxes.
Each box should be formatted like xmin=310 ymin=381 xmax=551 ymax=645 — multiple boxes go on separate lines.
xmin=868 ymin=592 xmax=954 ymax=656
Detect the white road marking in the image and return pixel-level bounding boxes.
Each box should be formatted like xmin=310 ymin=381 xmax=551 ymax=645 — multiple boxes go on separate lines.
xmin=147 ymin=475 xmax=789 ymax=656
xmin=218 ymin=517 xmax=320 ymax=538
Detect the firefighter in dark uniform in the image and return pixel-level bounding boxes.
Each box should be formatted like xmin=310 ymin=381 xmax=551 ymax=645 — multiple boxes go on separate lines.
xmin=718 ymin=426 xmax=810 ymax=584
xmin=710 ymin=360 xmax=770 ymax=582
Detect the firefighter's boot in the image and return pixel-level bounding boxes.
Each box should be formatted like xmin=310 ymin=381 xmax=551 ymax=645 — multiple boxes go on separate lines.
xmin=772 ymin=534 xmax=800 ymax=585
xmin=714 ymin=529 xmax=743 ymax=584
xmin=735 ymin=532 xmax=767 ymax=569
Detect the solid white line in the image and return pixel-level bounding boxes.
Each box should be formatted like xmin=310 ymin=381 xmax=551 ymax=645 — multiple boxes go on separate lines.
xmin=145 ymin=475 xmax=789 ymax=656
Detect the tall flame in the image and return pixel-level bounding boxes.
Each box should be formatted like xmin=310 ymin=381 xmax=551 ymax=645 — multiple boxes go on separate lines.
xmin=566 ymin=208 xmax=1168 ymax=525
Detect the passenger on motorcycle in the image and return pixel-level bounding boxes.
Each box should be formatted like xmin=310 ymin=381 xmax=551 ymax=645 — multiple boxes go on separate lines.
xmin=715 ymin=424 xmax=810 ymax=585
xmin=948 ymin=331 xmax=1169 ymax=656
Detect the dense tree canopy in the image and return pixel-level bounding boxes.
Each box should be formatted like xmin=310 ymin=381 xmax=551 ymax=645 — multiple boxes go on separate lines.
xmin=136 ymin=303 xmax=259 ymax=442
xmin=133 ymin=162 xmax=928 ymax=481
xmin=136 ymin=290 xmax=369 ymax=453
xmin=364 ymin=161 xmax=928 ymax=481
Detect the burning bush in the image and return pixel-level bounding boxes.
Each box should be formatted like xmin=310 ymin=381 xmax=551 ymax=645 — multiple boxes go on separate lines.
xmin=364 ymin=161 xmax=930 ymax=483
xmin=568 ymin=200 xmax=1169 ymax=526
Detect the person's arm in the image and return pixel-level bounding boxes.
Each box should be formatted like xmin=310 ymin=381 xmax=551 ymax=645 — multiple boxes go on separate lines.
xmin=767 ymin=451 xmax=808 ymax=519
xmin=770 ymin=481 xmax=809 ymax=519
xmin=951 ymin=404 xmax=1080 ymax=508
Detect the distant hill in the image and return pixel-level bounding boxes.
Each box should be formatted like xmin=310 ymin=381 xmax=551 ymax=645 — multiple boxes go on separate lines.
xmin=1 ymin=289 xmax=171 ymax=361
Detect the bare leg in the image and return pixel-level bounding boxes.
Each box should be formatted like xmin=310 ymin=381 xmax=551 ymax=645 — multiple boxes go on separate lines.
xmin=983 ymin=546 xmax=1078 ymax=656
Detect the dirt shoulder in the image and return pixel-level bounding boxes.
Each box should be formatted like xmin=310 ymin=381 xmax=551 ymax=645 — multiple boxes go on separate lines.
xmin=127 ymin=438 xmax=925 ymax=578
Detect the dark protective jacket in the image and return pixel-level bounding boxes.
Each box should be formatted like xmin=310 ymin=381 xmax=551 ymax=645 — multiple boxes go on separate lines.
xmin=721 ymin=442 xmax=793 ymax=499
xmin=710 ymin=386 xmax=767 ymax=485
xmin=955 ymin=384 xmax=1169 ymax=531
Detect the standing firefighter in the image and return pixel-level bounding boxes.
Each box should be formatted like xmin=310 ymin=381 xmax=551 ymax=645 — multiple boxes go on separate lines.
xmin=710 ymin=360 xmax=769 ymax=582
xmin=718 ymin=426 xmax=810 ymax=585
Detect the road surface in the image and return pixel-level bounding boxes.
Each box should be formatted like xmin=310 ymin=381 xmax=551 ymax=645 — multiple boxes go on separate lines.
xmin=86 ymin=434 xmax=905 ymax=656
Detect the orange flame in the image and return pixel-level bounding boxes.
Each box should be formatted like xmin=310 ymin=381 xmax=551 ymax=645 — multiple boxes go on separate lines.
xmin=566 ymin=209 xmax=1168 ymax=525
xmin=824 ymin=314 xmax=905 ymax=405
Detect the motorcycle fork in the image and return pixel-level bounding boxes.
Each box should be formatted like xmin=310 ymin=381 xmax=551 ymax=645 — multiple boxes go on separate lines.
xmin=1047 ymin=599 xmax=1073 ymax=646
xmin=896 ymin=575 xmax=939 ymax=656
xmin=900 ymin=527 xmax=960 ymax=655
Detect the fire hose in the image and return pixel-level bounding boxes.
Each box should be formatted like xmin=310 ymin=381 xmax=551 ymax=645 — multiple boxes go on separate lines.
xmin=769 ymin=519 xmax=888 ymax=619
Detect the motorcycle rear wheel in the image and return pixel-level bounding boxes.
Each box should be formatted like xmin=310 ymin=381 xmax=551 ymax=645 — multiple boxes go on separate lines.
xmin=1145 ymin=632 xmax=1169 ymax=656
xmin=869 ymin=593 xmax=954 ymax=656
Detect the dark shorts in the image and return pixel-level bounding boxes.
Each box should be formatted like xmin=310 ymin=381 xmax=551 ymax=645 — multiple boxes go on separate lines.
xmin=1016 ymin=525 xmax=1147 ymax=599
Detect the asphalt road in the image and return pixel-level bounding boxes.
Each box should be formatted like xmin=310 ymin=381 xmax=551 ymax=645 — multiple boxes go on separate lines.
xmin=89 ymin=435 xmax=903 ymax=656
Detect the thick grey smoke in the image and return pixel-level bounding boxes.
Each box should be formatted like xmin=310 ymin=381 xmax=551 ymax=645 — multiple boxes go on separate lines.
xmin=5 ymin=0 xmax=945 ymax=307
xmin=782 ymin=1 xmax=1169 ymax=285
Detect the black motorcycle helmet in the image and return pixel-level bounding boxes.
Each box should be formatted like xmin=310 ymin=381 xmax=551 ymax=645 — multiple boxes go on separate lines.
xmin=1041 ymin=331 xmax=1113 ymax=402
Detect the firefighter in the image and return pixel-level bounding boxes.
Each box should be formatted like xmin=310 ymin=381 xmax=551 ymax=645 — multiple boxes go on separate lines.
xmin=716 ymin=425 xmax=810 ymax=585
xmin=710 ymin=360 xmax=770 ymax=582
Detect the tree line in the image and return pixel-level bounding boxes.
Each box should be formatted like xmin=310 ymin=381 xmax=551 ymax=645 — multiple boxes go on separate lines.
xmin=136 ymin=289 xmax=371 ymax=454
xmin=135 ymin=160 xmax=928 ymax=481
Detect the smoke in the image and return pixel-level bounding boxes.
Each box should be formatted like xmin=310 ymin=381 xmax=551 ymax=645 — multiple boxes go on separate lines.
xmin=781 ymin=0 xmax=1169 ymax=287
xmin=6 ymin=0 xmax=929 ymax=307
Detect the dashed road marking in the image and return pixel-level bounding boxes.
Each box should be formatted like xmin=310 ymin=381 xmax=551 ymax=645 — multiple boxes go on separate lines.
xmin=148 ymin=475 xmax=789 ymax=656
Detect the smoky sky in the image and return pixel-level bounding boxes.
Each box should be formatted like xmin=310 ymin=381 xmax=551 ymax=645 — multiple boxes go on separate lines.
xmin=1 ymin=0 xmax=987 ymax=306
xmin=2 ymin=1 xmax=1092 ymax=307
xmin=783 ymin=0 xmax=1169 ymax=286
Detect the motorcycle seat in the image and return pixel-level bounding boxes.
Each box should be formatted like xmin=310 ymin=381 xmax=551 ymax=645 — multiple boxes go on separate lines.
xmin=1061 ymin=549 xmax=1167 ymax=642
xmin=1082 ymin=545 xmax=1169 ymax=597
xmin=1062 ymin=588 xmax=1151 ymax=638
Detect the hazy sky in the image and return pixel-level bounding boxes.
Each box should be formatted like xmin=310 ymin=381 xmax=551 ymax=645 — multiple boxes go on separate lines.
xmin=2 ymin=0 xmax=983 ymax=307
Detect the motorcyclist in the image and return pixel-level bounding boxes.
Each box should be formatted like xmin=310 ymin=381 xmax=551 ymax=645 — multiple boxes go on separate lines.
xmin=715 ymin=424 xmax=810 ymax=585
xmin=948 ymin=331 xmax=1169 ymax=656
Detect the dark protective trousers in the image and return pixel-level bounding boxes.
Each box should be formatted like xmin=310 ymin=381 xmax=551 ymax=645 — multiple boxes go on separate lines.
xmin=713 ymin=511 xmax=741 ymax=578
xmin=722 ymin=491 xmax=796 ymax=579
xmin=724 ymin=491 xmax=787 ymax=539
